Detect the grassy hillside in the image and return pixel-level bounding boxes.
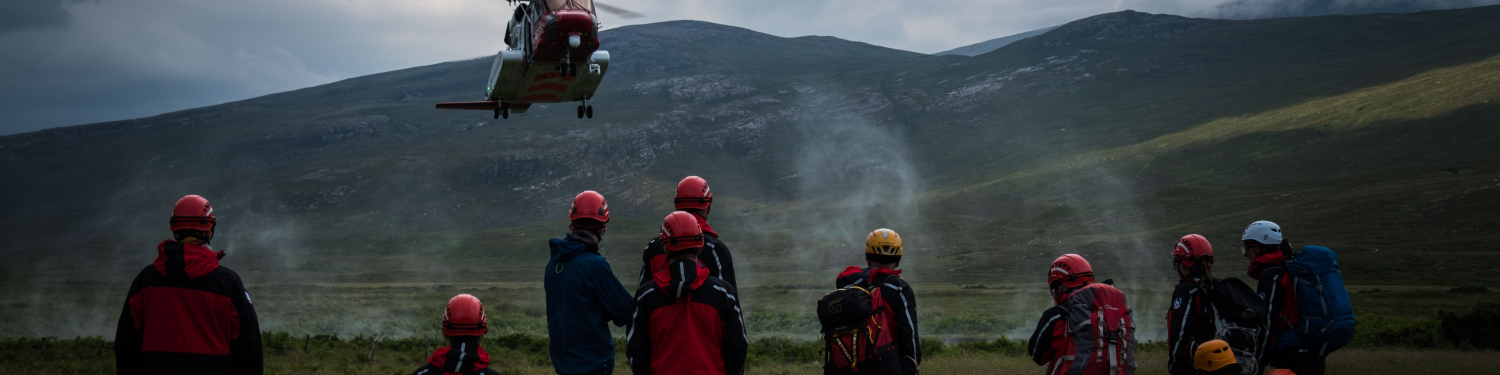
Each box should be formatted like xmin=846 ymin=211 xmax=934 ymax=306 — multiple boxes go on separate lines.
xmin=2 ymin=6 xmax=1499 ymax=340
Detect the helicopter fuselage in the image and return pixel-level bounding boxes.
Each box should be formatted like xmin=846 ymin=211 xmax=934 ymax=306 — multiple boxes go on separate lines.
xmin=437 ymin=1 xmax=610 ymax=119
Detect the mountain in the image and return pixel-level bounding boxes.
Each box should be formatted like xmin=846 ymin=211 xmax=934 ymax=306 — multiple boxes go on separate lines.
xmin=934 ymin=26 xmax=1058 ymax=56
xmin=3 ymin=7 xmax=1500 ymax=338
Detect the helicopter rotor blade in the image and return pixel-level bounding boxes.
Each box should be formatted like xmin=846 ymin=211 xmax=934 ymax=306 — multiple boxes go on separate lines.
xmin=593 ymin=2 xmax=645 ymax=19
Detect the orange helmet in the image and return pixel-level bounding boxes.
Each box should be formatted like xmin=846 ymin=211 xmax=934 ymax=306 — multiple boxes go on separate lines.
xmin=169 ymin=195 xmax=216 ymax=232
xmin=442 ymin=294 xmax=487 ymax=337
xmin=1048 ymin=254 xmax=1094 ymax=288
xmin=1173 ymin=234 xmax=1214 ymax=267
xmin=673 ymin=176 xmax=712 ymax=210
xmin=659 ymin=211 xmax=704 ymax=252
xmin=1194 ymin=339 xmax=1236 ymax=371
xmin=569 ymin=191 xmax=610 ymax=228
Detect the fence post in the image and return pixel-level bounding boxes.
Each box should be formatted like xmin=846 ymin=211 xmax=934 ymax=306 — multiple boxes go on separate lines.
xmin=367 ymin=338 xmax=375 ymax=361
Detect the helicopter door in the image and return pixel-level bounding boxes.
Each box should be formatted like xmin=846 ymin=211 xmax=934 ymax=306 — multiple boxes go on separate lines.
xmin=506 ymin=3 xmax=531 ymax=49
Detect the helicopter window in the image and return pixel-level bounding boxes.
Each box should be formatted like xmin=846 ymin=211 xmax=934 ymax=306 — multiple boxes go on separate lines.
xmin=544 ymin=0 xmax=592 ymax=11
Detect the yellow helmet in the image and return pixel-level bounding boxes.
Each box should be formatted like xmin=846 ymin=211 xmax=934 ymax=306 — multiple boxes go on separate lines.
xmin=865 ymin=228 xmax=903 ymax=262
xmin=1194 ymin=340 xmax=1237 ymax=371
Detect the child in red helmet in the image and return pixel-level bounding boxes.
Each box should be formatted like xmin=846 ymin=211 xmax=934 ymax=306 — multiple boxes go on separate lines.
xmin=1027 ymin=254 xmax=1137 ymax=375
xmin=115 ymin=195 xmax=263 ymax=375
xmin=626 ymin=211 xmax=747 ymax=375
xmin=638 ymin=176 xmax=737 ymax=289
xmin=410 ymin=294 xmax=501 ymax=375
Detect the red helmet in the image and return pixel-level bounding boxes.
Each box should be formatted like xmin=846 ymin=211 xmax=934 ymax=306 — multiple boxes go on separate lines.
xmin=169 ymin=195 xmax=216 ymax=232
xmin=1048 ymin=254 xmax=1094 ymax=288
xmin=659 ymin=211 xmax=704 ymax=252
xmin=569 ymin=191 xmax=610 ymax=227
xmin=673 ymin=176 xmax=712 ymax=210
xmin=1173 ymin=234 xmax=1214 ymax=267
xmin=442 ymin=294 xmax=487 ymax=337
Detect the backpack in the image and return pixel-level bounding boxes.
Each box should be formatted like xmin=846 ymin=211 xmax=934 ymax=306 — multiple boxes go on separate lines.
xmin=1284 ymin=245 xmax=1357 ymax=355
xmin=817 ymin=272 xmax=900 ymax=375
xmin=1205 ymin=277 xmax=1267 ymax=375
xmin=1059 ymin=282 xmax=1136 ymax=375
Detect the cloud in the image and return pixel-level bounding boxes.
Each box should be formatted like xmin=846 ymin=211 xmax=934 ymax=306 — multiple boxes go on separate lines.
xmin=1209 ymin=0 xmax=1500 ymax=19
xmin=0 ymin=0 xmax=94 ymax=34
xmin=0 ymin=0 xmax=517 ymax=135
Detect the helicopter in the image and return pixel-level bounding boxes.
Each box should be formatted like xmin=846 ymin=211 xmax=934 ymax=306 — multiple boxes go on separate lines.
xmin=436 ymin=0 xmax=642 ymax=119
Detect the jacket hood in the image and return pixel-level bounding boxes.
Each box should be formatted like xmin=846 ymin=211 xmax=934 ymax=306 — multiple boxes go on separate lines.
xmin=154 ymin=240 xmax=221 ymax=282
xmin=551 ymin=230 xmax=600 ymax=263
xmin=654 ymin=259 xmax=710 ymax=298
xmin=1248 ymin=252 xmax=1287 ymax=280
xmin=692 ymin=212 xmax=718 ymax=238
xmin=427 ymin=336 xmax=490 ymax=373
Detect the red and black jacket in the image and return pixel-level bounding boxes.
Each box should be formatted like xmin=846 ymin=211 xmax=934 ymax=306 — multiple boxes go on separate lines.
xmin=637 ymin=213 xmax=737 ymax=289
xmin=627 ymin=259 xmax=748 ymax=375
xmin=1166 ymin=277 xmax=1220 ymax=375
xmin=115 ymin=240 xmax=262 ymax=375
xmin=1249 ymin=253 xmax=1299 ymax=374
xmin=410 ymin=337 xmax=501 ymax=375
xmin=1027 ymin=305 xmax=1070 ymax=372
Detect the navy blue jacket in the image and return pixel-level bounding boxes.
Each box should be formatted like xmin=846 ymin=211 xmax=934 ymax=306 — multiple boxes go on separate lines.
xmin=545 ymin=230 xmax=635 ymax=375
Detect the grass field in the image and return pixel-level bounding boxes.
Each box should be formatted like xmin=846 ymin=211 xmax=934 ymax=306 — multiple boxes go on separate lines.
xmin=3 ymin=334 xmax=1495 ymax=375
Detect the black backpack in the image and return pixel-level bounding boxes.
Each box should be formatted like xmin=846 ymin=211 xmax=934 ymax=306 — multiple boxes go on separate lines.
xmin=1205 ymin=277 xmax=1268 ymax=375
xmin=817 ymin=272 xmax=900 ymax=375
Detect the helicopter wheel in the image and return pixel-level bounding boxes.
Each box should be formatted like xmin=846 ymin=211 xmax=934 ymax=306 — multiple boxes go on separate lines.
xmin=493 ymin=106 xmax=500 ymax=119
xmin=586 ymin=105 xmax=593 ymax=119
xmin=577 ymin=105 xmax=584 ymax=118
xmin=502 ymin=107 xmax=509 ymax=119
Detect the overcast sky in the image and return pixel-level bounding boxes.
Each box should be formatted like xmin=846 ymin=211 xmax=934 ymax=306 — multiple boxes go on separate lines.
xmin=1 ymin=0 xmax=1495 ymax=135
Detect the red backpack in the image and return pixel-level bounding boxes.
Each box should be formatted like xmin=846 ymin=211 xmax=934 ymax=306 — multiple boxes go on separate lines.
xmin=1057 ymin=283 xmax=1136 ymax=375
xmin=817 ymin=271 xmax=900 ymax=375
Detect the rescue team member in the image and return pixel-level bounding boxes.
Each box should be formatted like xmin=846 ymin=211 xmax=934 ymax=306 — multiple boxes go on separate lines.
xmin=410 ymin=294 xmax=501 ymax=375
xmin=545 ymin=191 xmax=635 ymax=375
xmin=1168 ymin=234 xmax=1219 ymax=375
xmin=115 ymin=195 xmax=263 ymax=375
xmin=627 ymin=211 xmax=747 ymax=375
xmin=1193 ymin=340 xmax=1244 ymax=375
xmin=1027 ymin=254 xmax=1137 ymax=375
xmin=639 ymin=176 xmax=736 ymax=288
xmin=1243 ymin=221 xmax=1323 ymax=375
xmin=847 ymin=228 xmax=922 ymax=375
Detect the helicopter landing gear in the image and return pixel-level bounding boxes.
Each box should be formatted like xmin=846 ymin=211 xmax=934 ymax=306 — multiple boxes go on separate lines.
xmin=494 ymin=103 xmax=509 ymax=119
xmin=577 ymin=99 xmax=593 ymax=119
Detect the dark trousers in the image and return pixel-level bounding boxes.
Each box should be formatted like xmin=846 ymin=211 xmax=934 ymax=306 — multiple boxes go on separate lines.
xmin=1271 ymin=345 xmax=1327 ymax=375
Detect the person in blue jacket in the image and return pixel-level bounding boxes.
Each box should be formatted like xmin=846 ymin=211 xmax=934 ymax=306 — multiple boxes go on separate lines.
xmin=545 ymin=190 xmax=636 ymax=375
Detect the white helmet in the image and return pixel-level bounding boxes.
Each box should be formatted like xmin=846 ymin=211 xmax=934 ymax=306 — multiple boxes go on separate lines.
xmin=1241 ymin=220 xmax=1283 ymax=251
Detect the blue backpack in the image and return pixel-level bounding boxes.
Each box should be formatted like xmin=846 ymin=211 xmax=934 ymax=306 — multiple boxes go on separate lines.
xmin=1284 ymin=245 xmax=1357 ymax=355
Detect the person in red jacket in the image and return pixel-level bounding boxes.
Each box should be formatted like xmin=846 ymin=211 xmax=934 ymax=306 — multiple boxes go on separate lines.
xmin=115 ymin=195 xmax=262 ymax=375
xmin=626 ymin=211 xmax=747 ymax=375
xmin=1242 ymin=221 xmax=1322 ymax=375
xmin=638 ymin=176 xmax=736 ymax=288
xmin=410 ymin=294 xmax=502 ymax=375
